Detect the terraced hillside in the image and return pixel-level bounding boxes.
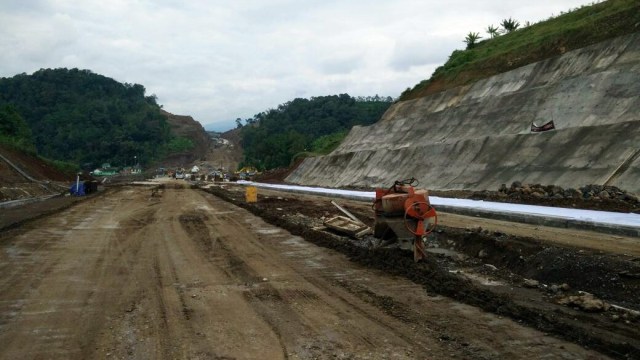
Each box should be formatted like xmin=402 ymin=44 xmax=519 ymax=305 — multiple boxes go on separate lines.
xmin=286 ymin=33 xmax=640 ymax=193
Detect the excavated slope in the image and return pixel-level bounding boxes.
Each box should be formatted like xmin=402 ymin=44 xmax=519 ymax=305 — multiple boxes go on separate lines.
xmin=287 ymin=33 xmax=640 ymax=193
xmin=162 ymin=110 xmax=211 ymax=166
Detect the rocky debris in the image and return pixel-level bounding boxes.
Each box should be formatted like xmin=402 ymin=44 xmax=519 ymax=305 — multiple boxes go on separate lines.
xmin=426 ymin=220 xmax=640 ymax=312
xmin=547 ymin=283 xmax=571 ymax=294
xmin=557 ymin=292 xmax=611 ymax=312
xmin=484 ymin=264 xmax=498 ymax=271
xmin=471 ymin=182 xmax=640 ymax=213
xmin=283 ymin=212 xmax=322 ymax=228
xmin=619 ymin=270 xmax=640 ymax=279
xmin=501 ymin=183 xmax=638 ymax=203
xmin=523 ymin=279 xmax=540 ymax=288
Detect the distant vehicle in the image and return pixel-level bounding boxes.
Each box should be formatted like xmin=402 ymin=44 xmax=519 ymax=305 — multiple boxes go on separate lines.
xmin=235 ymin=166 xmax=260 ymax=180
xmin=175 ymin=170 xmax=185 ymax=179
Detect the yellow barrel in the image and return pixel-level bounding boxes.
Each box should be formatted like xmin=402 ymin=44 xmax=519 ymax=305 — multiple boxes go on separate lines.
xmin=245 ymin=186 xmax=257 ymax=203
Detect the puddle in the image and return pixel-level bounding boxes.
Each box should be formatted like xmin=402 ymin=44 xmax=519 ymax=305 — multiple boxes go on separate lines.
xmin=72 ymin=223 xmax=119 ymax=230
xmin=426 ymin=247 xmax=468 ymax=261
xmin=282 ymin=237 xmax=306 ymax=247
xmin=449 ymin=269 xmax=504 ymax=286
xmin=256 ymin=229 xmax=281 ymax=235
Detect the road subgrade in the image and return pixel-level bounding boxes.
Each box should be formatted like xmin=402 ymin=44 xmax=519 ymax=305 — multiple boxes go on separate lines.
xmin=205 ymin=185 xmax=640 ymax=360
xmin=0 ymin=185 xmax=610 ymax=359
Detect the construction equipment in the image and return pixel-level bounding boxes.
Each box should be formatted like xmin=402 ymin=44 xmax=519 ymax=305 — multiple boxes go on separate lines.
xmin=372 ymin=178 xmax=437 ymax=262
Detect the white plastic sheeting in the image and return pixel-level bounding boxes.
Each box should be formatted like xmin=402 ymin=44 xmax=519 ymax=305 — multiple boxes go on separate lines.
xmin=239 ymin=181 xmax=640 ymax=230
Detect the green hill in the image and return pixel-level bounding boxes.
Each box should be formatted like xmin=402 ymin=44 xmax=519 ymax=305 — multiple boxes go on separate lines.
xmin=401 ymin=0 xmax=640 ymax=100
xmin=0 ymin=68 xmax=174 ymax=169
xmin=239 ymin=94 xmax=393 ymax=170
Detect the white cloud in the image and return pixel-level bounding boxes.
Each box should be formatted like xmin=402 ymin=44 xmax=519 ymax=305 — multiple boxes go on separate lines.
xmin=0 ymin=0 xmax=599 ymax=130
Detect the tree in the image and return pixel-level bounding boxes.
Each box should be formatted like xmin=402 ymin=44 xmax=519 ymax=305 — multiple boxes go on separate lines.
xmin=464 ymin=32 xmax=482 ymax=49
xmin=486 ymin=25 xmax=500 ymax=38
xmin=235 ymin=118 xmax=243 ymax=128
xmin=501 ymin=17 xmax=520 ymax=33
xmin=0 ymin=105 xmax=35 ymax=152
xmin=0 ymin=68 xmax=171 ymax=166
xmin=239 ymin=94 xmax=392 ymax=169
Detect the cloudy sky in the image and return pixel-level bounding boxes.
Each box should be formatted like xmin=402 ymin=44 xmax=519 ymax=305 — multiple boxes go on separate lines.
xmin=1 ymin=0 xmax=597 ymax=131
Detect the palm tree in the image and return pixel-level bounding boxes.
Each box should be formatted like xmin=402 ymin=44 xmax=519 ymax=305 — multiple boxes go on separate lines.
xmin=501 ymin=18 xmax=520 ymax=33
xmin=486 ymin=25 xmax=500 ymax=38
xmin=464 ymin=32 xmax=482 ymax=49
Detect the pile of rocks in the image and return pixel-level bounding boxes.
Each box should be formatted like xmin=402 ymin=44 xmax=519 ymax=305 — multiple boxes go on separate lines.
xmin=470 ymin=181 xmax=639 ymax=213
xmin=498 ymin=182 xmax=639 ymax=203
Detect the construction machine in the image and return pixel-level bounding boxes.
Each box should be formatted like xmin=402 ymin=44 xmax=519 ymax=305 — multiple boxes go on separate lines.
xmin=372 ymin=178 xmax=438 ymax=262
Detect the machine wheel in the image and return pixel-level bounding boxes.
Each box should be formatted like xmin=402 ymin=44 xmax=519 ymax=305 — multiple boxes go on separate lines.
xmin=403 ymin=201 xmax=437 ymax=236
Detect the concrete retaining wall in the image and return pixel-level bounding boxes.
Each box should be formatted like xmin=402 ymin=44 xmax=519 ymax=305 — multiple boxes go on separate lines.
xmin=287 ymin=33 xmax=640 ymax=193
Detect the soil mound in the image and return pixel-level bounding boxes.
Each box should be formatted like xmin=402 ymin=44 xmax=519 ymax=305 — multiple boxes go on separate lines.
xmin=464 ymin=182 xmax=639 ymax=213
xmin=0 ymin=145 xmax=74 ymax=202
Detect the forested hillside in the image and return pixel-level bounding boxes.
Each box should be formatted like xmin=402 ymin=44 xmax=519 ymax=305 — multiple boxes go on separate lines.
xmin=0 ymin=68 xmax=174 ymax=169
xmin=0 ymin=104 xmax=35 ymax=153
xmin=239 ymin=94 xmax=392 ymax=170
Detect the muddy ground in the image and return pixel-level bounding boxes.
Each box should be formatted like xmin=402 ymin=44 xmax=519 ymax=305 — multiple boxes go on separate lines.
xmin=3 ymin=183 xmax=623 ymax=359
xmin=205 ymin=184 xmax=640 ymax=359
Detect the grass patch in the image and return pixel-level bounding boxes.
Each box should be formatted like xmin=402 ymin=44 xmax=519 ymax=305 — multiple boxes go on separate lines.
xmin=401 ymin=0 xmax=640 ymax=100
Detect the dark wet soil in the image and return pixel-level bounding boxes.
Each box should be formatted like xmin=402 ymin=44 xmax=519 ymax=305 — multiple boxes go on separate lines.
xmin=204 ymin=186 xmax=640 ymax=360
xmin=465 ymin=190 xmax=639 ymax=214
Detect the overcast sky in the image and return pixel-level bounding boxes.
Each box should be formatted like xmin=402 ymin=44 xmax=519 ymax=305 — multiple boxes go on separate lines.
xmin=1 ymin=0 xmax=597 ymax=131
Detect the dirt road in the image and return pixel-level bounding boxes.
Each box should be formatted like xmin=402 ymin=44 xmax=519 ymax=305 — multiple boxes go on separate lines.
xmin=0 ymin=185 xmax=612 ymax=359
xmin=199 ymin=133 xmax=242 ymax=174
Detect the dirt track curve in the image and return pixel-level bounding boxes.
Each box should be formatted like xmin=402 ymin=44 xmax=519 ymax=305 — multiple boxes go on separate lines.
xmin=0 ymin=184 xmax=612 ymax=359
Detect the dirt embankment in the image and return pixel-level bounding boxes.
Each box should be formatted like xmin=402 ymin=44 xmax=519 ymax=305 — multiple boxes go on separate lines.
xmin=204 ymin=185 xmax=640 ymax=359
xmin=161 ymin=110 xmax=211 ymax=167
xmin=0 ymin=145 xmax=73 ymax=202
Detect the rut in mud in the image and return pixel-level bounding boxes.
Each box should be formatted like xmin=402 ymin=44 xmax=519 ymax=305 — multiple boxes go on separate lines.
xmin=204 ymin=186 xmax=640 ymax=359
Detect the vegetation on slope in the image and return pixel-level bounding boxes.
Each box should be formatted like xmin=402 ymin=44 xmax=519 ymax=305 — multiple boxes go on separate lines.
xmin=0 ymin=68 xmax=186 ymax=169
xmin=401 ymin=0 xmax=640 ymax=100
xmin=0 ymin=104 xmax=36 ymax=153
xmin=238 ymin=94 xmax=392 ymax=170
